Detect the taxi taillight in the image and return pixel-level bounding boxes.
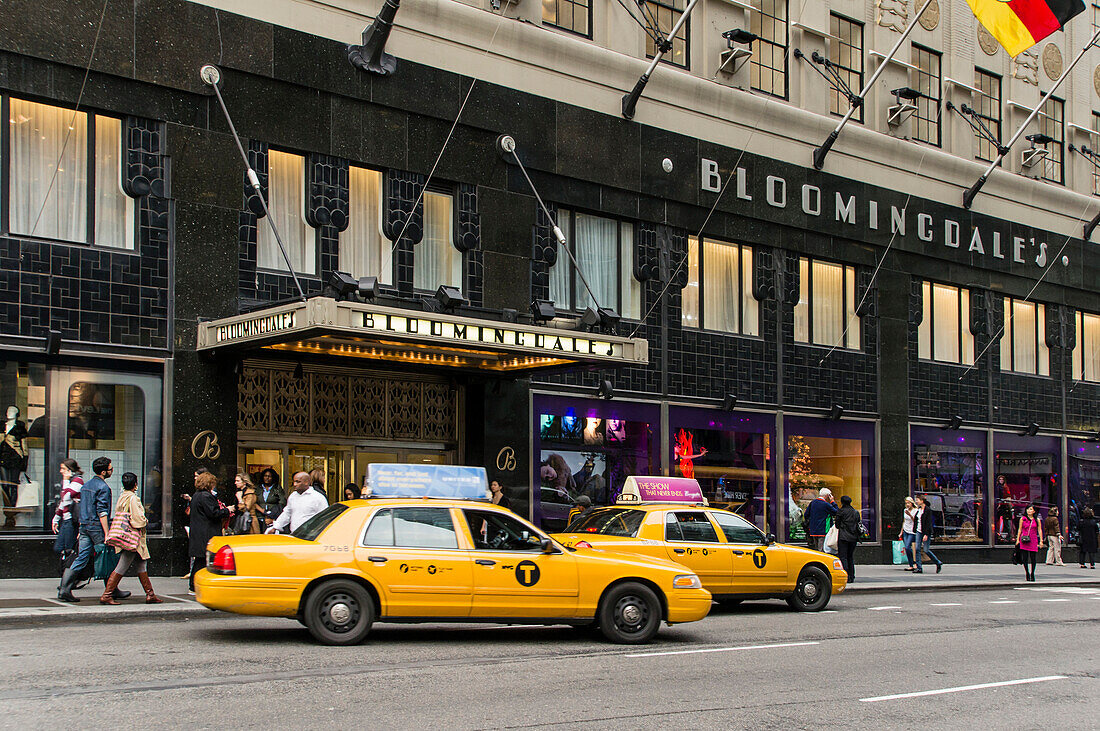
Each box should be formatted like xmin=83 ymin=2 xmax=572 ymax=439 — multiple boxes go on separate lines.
xmin=210 ymin=545 xmax=236 ymax=575
xmin=574 ymin=540 xmax=592 ymax=549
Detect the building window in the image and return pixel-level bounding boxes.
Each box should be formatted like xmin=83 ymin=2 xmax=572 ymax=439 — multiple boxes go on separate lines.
xmin=918 ymin=282 xmax=975 ymax=365
xmin=5 ymin=96 xmax=134 ymax=249
xmin=911 ymin=45 xmax=941 ymax=146
xmin=793 ymin=258 xmax=860 ymax=350
xmin=1037 ymin=96 xmax=1064 ymax=184
xmin=974 ymin=69 xmax=1002 ymax=162
xmin=549 ymin=209 xmax=641 ymax=319
xmin=682 ymin=237 xmax=758 ymax=335
xmin=542 ymin=0 xmax=590 ymax=37
xmin=1073 ymin=310 xmax=1100 ymax=382
xmin=829 ymin=14 xmax=863 ymax=121
xmin=1092 ymin=112 xmax=1100 ymax=196
xmin=751 ymin=0 xmax=788 ymax=98
xmin=911 ymin=427 xmax=987 ymax=545
xmin=413 ymin=190 xmax=462 ymax=293
xmin=644 ymin=0 xmax=688 ymax=68
xmin=1000 ymin=297 xmax=1050 ymax=376
xmin=258 ymin=150 xmax=315 ymax=275
xmin=343 ymin=166 xmax=389 ymax=282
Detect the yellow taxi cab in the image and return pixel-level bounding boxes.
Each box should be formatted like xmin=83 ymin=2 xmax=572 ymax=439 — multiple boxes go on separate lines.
xmin=196 ymin=465 xmax=712 ymax=645
xmin=553 ymin=476 xmax=848 ymax=612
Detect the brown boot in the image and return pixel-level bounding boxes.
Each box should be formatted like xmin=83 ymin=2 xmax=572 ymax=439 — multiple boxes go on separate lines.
xmin=138 ymin=572 xmax=163 ymax=604
xmin=99 ymin=572 xmax=123 ymax=605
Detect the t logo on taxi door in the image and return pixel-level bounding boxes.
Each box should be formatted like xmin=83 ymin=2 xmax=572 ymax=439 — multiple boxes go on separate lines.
xmin=515 ymin=560 xmax=540 ymax=586
xmin=752 ymin=549 xmax=767 ymax=569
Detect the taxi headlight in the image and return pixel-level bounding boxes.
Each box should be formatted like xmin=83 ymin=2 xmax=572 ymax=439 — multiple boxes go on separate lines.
xmin=673 ymin=574 xmax=702 ymax=590
xmin=833 ymin=559 xmax=844 ymax=571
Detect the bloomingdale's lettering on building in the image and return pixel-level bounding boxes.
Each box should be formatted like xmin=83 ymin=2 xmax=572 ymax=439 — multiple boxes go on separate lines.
xmin=700 ymin=159 xmax=1060 ymax=270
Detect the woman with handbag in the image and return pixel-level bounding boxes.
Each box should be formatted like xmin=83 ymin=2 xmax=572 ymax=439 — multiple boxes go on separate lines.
xmin=898 ymin=496 xmax=918 ymax=571
xmin=1016 ymin=504 xmax=1045 ymax=582
xmin=835 ymin=494 xmax=862 ymax=582
xmin=189 ymin=471 xmax=234 ymax=594
xmin=232 ymin=473 xmax=263 ymax=535
xmin=101 ymin=472 xmax=162 ymax=605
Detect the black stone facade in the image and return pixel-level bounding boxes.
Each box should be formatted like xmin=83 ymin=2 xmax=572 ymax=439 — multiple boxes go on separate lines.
xmin=0 ymin=0 xmax=1098 ymax=574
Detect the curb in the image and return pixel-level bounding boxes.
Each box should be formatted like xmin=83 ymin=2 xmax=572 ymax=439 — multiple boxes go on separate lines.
xmin=843 ymin=581 xmax=1100 ymax=595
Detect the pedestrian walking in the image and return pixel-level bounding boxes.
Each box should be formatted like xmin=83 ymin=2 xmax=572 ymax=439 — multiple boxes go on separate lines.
xmin=308 ymin=467 xmax=329 ymax=501
xmin=1016 ymin=504 xmax=1045 ymax=582
xmin=835 ymin=494 xmax=862 ymax=582
xmin=57 ymin=457 xmax=130 ymax=602
xmin=267 ymin=471 xmax=329 ymax=534
xmin=101 ymin=472 xmax=163 ymax=605
xmin=188 ymin=471 xmax=235 ymax=594
xmin=255 ymin=467 xmax=286 ymax=528
xmin=489 ymin=479 xmax=512 ymax=511
xmin=1078 ymin=508 xmax=1098 ymax=569
xmin=898 ymin=496 xmax=918 ymax=571
xmin=1044 ymin=507 xmax=1064 ymax=566
xmin=804 ymin=488 xmax=839 ymax=552
xmin=913 ymin=495 xmax=943 ymax=574
xmin=51 ymin=458 xmax=84 ymax=565
xmin=232 ymin=473 xmax=264 ymax=535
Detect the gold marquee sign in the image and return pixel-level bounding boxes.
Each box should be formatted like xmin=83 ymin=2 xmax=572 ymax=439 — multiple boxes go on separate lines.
xmin=197 ymin=297 xmax=647 ymax=374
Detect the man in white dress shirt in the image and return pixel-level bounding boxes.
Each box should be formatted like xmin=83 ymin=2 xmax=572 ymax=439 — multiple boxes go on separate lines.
xmin=267 ymin=471 xmax=328 ymax=533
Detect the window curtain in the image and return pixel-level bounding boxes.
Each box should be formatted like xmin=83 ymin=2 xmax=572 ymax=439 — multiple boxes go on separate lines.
xmin=9 ymin=98 xmax=88 ymax=242
xmin=812 ymin=260 xmax=843 ymax=346
xmin=574 ymin=212 xmax=617 ymax=312
xmin=549 ymin=209 xmax=572 ymax=308
xmin=258 ymin=151 xmax=315 ymax=275
xmin=741 ymin=246 xmax=759 ymax=336
xmin=682 ymin=236 xmax=700 ymax=328
xmin=1037 ymin=304 xmax=1049 ymax=376
xmin=794 ymin=257 xmax=810 ymax=343
xmin=1081 ymin=313 xmax=1100 ymax=381
xmin=413 ymin=191 xmax=461 ymax=291
xmin=1012 ymin=300 xmax=1036 ymax=374
xmin=845 ymin=266 xmax=860 ymax=349
xmin=960 ymin=288 xmax=975 ymax=365
xmin=342 ymin=166 xmax=388 ymax=282
xmin=619 ymin=222 xmax=641 ymax=320
xmin=933 ymin=283 xmax=960 ymax=363
xmin=918 ymin=281 xmax=932 ymax=359
xmin=93 ymin=116 xmax=134 ymax=250
xmin=1000 ymin=298 xmax=1012 ymax=371
xmin=703 ymin=239 xmax=739 ymax=333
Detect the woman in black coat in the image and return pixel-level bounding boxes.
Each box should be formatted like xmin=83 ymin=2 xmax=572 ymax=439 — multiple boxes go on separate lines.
xmin=1079 ymin=508 xmax=1098 ymax=569
xmin=188 ymin=472 xmax=233 ymax=593
xmin=834 ymin=495 xmax=863 ymax=583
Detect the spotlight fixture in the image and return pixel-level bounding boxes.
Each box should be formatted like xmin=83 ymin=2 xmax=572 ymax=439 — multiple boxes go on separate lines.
xmin=293 ymin=361 xmax=304 ymax=380
xmin=1087 ymin=430 xmax=1100 ymax=443
xmin=44 ymin=329 xmax=62 ymax=355
xmin=942 ymin=415 xmax=963 ymax=431
xmin=887 ymin=87 xmax=921 ymax=128
xmin=1019 ymin=422 xmax=1040 ymax=437
xmin=357 ymin=276 xmax=379 ymax=301
xmin=501 ymin=308 xmax=518 ymax=324
xmin=597 ymin=378 xmax=614 ymax=400
xmin=722 ymin=393 xmax=738 ymax=412
xmin=1022 ymin=134 xmax=1053 ymax=170
xmin=328 ymin=271 xmax=358 ymax=301
xmin=718 ymin=29 xmax=757 ymax=75
xmin=723 ymin=28 xmax=758 ymax=46
xmin=435 ymin=285 xmax=468 ymax=312
xmin=829 ymin=404 xmax=844 ymax=421
xmin=581 ymin=307 xmax=601 ymax=330
xmin=531 ymin=299 xmax=557 ymax=324
xmin=596 ymin=307 xmax=620 ymax=334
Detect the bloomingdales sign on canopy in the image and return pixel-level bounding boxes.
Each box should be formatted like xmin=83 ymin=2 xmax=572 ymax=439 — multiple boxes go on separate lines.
xmin=699 ymin=159 xmax=1066 ymax=271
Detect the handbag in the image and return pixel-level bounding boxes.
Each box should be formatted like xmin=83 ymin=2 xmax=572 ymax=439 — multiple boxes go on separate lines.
xmin=891 ymin=540 xmax=907 ymax=565
xmin=93 ymin=543 xmax=120 ymax=581
xmin=105 ymin=509 xmax=140 ymax=551
xmin=1012 ymin=545 xmax=1022 ymax=565
xmin=824 ymin=524 xmax=839 ymax=551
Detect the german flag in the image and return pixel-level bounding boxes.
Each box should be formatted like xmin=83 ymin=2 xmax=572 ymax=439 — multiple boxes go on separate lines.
xmin=968 ymin=0 xmax=1085 ymax=57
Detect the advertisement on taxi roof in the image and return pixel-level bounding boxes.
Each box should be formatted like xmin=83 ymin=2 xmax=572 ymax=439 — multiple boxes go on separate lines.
xmin=629 ymin=476 xmax=704 ymax=502
xmin=368 ymin=464 xmax=487 ymax=499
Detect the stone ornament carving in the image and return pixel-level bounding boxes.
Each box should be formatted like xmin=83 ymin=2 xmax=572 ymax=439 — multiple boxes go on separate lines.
xmin=1094 ymin=65 xmax=1100 ymax=97
xmin=1013 ymin=48 xmax=1039 ymax=86
xmin=1042 ymin=43 xmax=1063 ymax=80
xmin=877 ymin=0 xmax=909 ymax=33
xmin=977 ymin=25 xmax=1000 ymax=56
xmin=918 ymin=0 xmax=939 ymax=30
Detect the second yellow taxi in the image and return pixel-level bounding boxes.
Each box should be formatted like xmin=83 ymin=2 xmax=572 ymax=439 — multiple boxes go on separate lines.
xmin=553 ymin=476 xmax=848 ymax=611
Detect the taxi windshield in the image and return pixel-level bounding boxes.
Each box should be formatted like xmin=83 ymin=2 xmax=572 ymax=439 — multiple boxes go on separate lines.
xmin=566 ymin=508 xmax=645 ymax=537
xmin=292 ymin=504 xmax=348 ymax=541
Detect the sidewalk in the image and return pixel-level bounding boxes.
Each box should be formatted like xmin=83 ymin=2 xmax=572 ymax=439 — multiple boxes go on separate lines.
xmin=1 ymin=564 xmax=1097 ymax=626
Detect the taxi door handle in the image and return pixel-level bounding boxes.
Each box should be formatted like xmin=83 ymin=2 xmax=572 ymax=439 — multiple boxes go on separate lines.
xmin=476 ymin=559 xmax=496 ymax=566
xmin=367 ymin=556 xmax=388 ymax=563
xmin=673 ymin=548 xmax=686 ymax=554
xmin=731 ymin=550 xmax=745 ymax=556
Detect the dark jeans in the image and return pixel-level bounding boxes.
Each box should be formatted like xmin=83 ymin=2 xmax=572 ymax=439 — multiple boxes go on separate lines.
xmin=807 ymin=535 xmax=825 ymax=552
xmin=837 ymin=539 xmax=857 ymax=581
xmin=915 ymin=533 xmax=941 ymax=571
xmin=58 ymin=525 xmax=104 ymax=594
xmin=901 ymin=532 xmax=917 ymax=567
xmin=1081 ymin=551 xmax=1096 ymax=567
xmin=189 ymin=556 xmax=206 ymax=591
xmin=1021 ymin=549 xmax=1038 ymax=580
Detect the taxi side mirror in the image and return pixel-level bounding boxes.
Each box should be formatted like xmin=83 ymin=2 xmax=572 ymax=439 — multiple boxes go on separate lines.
xmin=539 ymin=537 xmax=555 ymax=553
xmin=763 ymin=532 xmax=775 ymax=545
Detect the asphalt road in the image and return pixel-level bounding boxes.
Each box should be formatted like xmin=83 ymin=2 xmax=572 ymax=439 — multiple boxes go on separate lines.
xmin=1 ymin=585 xmax=1098 ymax=729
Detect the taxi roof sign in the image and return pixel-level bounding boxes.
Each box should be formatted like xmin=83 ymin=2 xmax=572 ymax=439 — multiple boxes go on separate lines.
xmin=366 ymin=463 xmax=489 ymax=500
xmin=618 ymin=476 xmax=707 ymax=505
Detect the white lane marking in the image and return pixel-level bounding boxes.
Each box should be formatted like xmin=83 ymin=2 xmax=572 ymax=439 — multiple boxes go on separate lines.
xmin=930 ymin=603 xmax=962 ymax=606
xmin=989 ymin=600 xmax=1019 ymax=604
xmin=869 ymin=606 xmax=902 ymax=611
xmin=860 ymin=676 xmax=1067 ymax=703
xmin=626 ymin=641 xmax=819 ymax=658
xmin=1017 ymin=586 xmax=1100 ymax=595
xmin=1041 ymin=598 xmax=1072 ymax=602
xmin=818 ymin=610 xmax=837 ymax=614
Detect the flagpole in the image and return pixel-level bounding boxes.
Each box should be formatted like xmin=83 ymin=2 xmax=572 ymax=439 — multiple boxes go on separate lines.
xmin=964 ymin=26 xmax=1100 ymax=209
xmin=622 ymin=0 xmax=702 ymax=120
xmin=813 ymin=0 xmax=934 ymax=170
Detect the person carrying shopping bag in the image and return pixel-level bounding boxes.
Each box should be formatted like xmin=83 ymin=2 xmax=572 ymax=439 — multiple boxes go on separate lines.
xmin=1044 ymin=507 xmax=1064 ymax=566
xmin=101 ymin=472 xmax=162 ymax=604
xmin=899 ymin=496 xmax=918 ymax=571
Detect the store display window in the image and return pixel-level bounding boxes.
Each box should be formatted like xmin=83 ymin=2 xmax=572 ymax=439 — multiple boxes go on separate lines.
xmin=533 ymin=396 xmax=658 ymax=532
xmin=668 ymin=408 xmax=775 ymax=535
xmin=786 ymin=417 xmax=876 ymax=543
xmin=992 ymin=433 xmax=1060 ymax=545
xmin=911 ymin=427 xmax=986 ymax=545
xmin=1068 ymin=439 xmax=1100 ymax=546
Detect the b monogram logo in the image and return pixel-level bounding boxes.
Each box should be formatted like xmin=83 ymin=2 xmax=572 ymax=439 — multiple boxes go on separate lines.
xmin=495 ymin=446 xmax=517 ymax=472
xmin=191 ymin=430 xmax=221 ymax=460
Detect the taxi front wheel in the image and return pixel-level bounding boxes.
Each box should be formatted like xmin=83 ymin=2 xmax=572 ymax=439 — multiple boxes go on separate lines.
xmin=304 ymin=579 xmax=375 ymax=646
xmin=598 ymin=582 xmax=662 ymax=644
xmin=786 ymin=566 xmax=832 ymax=612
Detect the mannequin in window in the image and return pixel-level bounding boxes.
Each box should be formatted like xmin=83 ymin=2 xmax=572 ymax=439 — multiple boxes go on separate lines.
xmin=1 ymin=406 xmax=29 ymax=513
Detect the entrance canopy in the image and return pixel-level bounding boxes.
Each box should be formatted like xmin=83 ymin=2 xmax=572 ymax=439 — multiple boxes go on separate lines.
xmin=196 ymin=297 xmax=648 ymax=374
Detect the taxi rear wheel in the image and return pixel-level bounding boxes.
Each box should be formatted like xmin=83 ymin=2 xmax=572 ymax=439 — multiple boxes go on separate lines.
xmin=304 ymin=579 xmax=374 ymax=646
xmin=597 ymin=582 xmax=662 ymax=644
xmin=786 ymin=566 xmax=831 ymax=612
